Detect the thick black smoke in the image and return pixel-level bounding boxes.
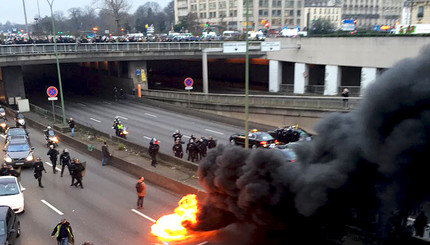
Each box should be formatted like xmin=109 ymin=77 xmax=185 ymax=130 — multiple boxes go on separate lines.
xmin=191 ymin=47 xmax=430 ymax=244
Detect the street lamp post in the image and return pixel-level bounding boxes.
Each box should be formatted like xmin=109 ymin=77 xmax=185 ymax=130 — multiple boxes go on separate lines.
xmin=47 ymin=0 xmax=67 ymax=125
xmin=244 ymin=0 xmax=250 ymax=149
xmin=21 ymin=0 xmax=29 ymax=35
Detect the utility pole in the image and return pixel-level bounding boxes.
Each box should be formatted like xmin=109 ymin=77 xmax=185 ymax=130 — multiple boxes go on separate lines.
xmin=22 ymin=0 xmax=29 ymax=35
xmin=47 ymin=0 xmax=67 ymax=125
xmin=244 ymin=0 xmax=250 ymax=149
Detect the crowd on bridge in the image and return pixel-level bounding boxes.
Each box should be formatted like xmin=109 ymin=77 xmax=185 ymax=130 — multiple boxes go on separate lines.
xmin=0 ymin=34 xmax=209 ymax=46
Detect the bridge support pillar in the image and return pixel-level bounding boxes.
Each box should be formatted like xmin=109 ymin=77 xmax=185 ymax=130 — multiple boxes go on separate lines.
xmin=128 ymin=61 xmax=148 ymax=91
xmin=0 ymin=66 xmax=26 ymax=105
xmin=360 ymin=67 xmax=377 ymax=96
xmin=324 ymin=65 xmax=341 ymax=95
xmin=202 ymin=51 xmax=209 ymax=94
xmin=294 ymin=63 xmax=309 ymax=94
xmin=269 ymin=60 xmax=282 ymax=93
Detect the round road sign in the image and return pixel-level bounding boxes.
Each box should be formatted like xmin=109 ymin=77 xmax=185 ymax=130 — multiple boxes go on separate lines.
xmin=184 ymin=77 xmax=194 ymax=87
xmin=47 ymin=86 xmax=58 ymax=97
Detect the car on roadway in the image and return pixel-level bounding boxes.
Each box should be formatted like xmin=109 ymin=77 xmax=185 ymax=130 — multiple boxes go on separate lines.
xmin=5 ymin=128 xmax=29 ymax=144
xmin=275 ymin=143 xmax=298 ymax=163
xmin=0 ymin=177 xmax=25 ymax=214
xmin=3 ymin=137 xmax=34 ymax=168
xmin=230 ymin=130 xmax=277 ymax=149
xmin=0 ymin=205 xmax=21 ymax=244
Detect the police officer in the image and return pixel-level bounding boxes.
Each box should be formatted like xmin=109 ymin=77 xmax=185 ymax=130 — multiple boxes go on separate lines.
xmin=186 ymin=139 xmax=197 ymax=162
xmin=59 ymin=149 xmax=71 ymax=177
xmin=70 ymin=159 xmax=85 ymax=189
xmin=172 ymin=130 xmax=183 ymax=143
xmin=47 ymin=145 xmax=59 ymax=174
xmin=33 ymin=157 xmax=47 ymax=188
xmin=208 ymin=136 xmax=217 ymax=149
xmin=172 ymin=139 xmax=183 ymax=158
xmin=149 ymin=139 xmax=160 ymax=167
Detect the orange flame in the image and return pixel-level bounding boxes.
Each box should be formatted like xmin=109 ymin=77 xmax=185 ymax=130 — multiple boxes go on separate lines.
xmin=151 ymin=194 xmax=213 ymax=242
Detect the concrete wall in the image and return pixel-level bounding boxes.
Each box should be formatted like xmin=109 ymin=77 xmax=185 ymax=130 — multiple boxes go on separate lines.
xmin=268 ymin=37 xmax=430 ymax=68
xmin=1 ymin=66 xmax=26 ymax=104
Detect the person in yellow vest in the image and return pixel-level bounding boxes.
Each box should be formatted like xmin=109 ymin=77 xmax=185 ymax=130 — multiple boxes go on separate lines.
xmin=51 ymin=218 xmax=74 ymax=245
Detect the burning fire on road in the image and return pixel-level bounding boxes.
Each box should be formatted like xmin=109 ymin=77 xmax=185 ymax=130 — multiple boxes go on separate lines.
xmin=151 ymin=194 xmax=215 ymax=243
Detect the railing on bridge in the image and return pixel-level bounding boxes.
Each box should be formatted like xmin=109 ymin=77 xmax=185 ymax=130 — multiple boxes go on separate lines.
xmin=142 ymin=89 xmax=361 ymax=110
xmin=0 ymin=42 xmax=263 ymax=56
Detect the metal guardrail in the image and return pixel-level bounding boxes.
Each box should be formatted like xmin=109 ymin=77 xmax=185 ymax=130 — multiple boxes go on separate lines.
xmin=142 ymin=90 xmax=361 ymax=110
xmin=0 ymin=42 xmax=263 ymax=56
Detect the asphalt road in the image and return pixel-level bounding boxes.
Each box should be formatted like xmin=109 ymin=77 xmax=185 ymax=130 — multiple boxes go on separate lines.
xmin=32 ymin=96 xmax=242 ymax=156
xmin=1 ymin=124 xmax=184 ymax=245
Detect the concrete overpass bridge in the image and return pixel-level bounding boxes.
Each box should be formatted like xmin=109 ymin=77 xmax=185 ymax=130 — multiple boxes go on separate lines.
xmin=0 ymin=41 xmax=269 ymax=104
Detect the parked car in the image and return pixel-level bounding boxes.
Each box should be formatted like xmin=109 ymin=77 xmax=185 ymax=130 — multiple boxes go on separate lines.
xmin=0 ymin=205 xmax=21 ymax=244
xmin=0 ymin=177 xmax=24 ymax=214
xmin=3 ymin=137 xmax=34 ymax=168
xmin=230 ymin=130 xmax=277 ymax=149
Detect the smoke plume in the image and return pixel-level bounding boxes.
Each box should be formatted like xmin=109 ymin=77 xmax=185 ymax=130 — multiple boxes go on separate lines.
xmin=192 ymin=46 xmax=430 ymax=244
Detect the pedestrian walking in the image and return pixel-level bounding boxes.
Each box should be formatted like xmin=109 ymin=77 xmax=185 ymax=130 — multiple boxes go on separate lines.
xmin=136 ymin=177 xmax=146 ymax=209
xmin=70 ymin=159 xmax=85 ymax=189
xmin=51 ymin=218 xmax=74 ymax=245
xmin=101 ymin=142 xmax=111 ymax=166
xmin=414 ymin=211 xmax=428 ymax=237
xmin=342 ymin=87 xmax=350 ymax=109
xmin=208 ymin=136 xmax=217 ymax=149
xmin=172 ymin=139 xmax=183 ymax=158
xmin=68 ymin=117 xmax=75 ymax=137
xmin=149 ymin=139 xmax=160 ymax=167
xmin=33 ymin=157 xmax=47 ymax=188
xmin=59 ymin=149 xmax=72 ymax=177
xmin=47 ymin=145 xmax=59 ymax=174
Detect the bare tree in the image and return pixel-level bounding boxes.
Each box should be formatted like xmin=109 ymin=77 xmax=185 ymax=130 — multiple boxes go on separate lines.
xmin=95 ymin=0 xmax=130 ymax=34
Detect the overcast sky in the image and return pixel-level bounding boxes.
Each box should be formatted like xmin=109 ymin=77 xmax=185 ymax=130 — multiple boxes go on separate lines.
xmin=0 ymin=0 xmax=171 ymax=24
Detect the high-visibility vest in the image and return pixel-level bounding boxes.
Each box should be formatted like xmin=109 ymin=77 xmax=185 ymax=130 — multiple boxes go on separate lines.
xmin=55 ymin=224 xmax=73 ymax=239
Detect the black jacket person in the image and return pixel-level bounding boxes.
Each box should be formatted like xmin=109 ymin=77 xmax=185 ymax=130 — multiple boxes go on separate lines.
xmin=47 ymin=145 xmax=59 ymax=174
xmin=59 ymin=149 xmax=71 ymax=177
xmin=33 ymin=158 xmax=47 ymax=188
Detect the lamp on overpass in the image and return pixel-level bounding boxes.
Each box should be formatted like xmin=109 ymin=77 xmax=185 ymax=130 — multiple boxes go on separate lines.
xmin=46 ymin=0 xmax=67 ymax=125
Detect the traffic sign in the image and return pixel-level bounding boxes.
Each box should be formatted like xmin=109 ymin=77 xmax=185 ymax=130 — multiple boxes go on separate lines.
xmin=184 ymin=77 xmax=194 ymax=87
xmin=185 ymin=86 xmax=193 ymax=90
xmin=223 ymin=42 xmax=247 ymax=53
xmin=46 ymin=86 xmax=58 ymax=97
xmin=48 ymin=97 xmax=58 ymax=101
xmin=261 ymin=42 xmax=281 ymax=52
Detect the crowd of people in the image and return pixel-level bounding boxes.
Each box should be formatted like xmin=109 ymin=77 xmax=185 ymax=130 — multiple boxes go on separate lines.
xmin=171 ymin=130 xmax=217 ymax=163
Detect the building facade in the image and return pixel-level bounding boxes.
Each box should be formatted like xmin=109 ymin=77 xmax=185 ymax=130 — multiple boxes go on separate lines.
xmin=174 ymin=0 xmax=305 ymax=32
xmin=408 ymin=0 xmax=430 ymax=24
xmin=304 ymin=0 xmax=342 ymax=28
xmin=341 ymin=0 xmax=404 ymax=28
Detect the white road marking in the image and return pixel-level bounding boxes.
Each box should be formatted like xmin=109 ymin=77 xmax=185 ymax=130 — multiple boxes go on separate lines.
xmin=77 ymin=103 xmax=86 ymax=107
xmin=205 ymin=129 xmax=224 ymax=135
xmin=131 ymin=209 xmax=156 ymax=223
xmin=0 ymin=134 xmax=5 ymax=139
xmin=103 ymin=101 xmax=112 ymax=105
xmin=90 ymin=118 xmax=101 ymax=123
xmin=116 ymin=115 xmax=128 ymax=120
xmin=144 ymin=113 xmax=157 ymax=118
xmin=143 ymin=136 xmax=152 ymax=140
xmin=182 ymin=135 xmax=191 ymax=138
xmin=45 ymin=162 xmax=61 ymax=172
xmin=198 ymin=242 xmax=209 ymax=245
xmin=41 ymin=200 xmax=64 ymax=215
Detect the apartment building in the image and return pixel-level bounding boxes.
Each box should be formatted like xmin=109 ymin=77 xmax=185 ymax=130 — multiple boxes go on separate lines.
xmin=174 ymin=0 xmax=305 ymax=31
xmin=408 ymin=0 xmax=430 ymax=24
xmin=304 ymin=0 xmax=342 ymax=28
xmin=341 ymin=0 xmax=404 ymax=28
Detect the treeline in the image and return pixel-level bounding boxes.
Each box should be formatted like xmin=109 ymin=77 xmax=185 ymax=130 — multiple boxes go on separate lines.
xmin=1 ymin=1 xmax=174 ymax=36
